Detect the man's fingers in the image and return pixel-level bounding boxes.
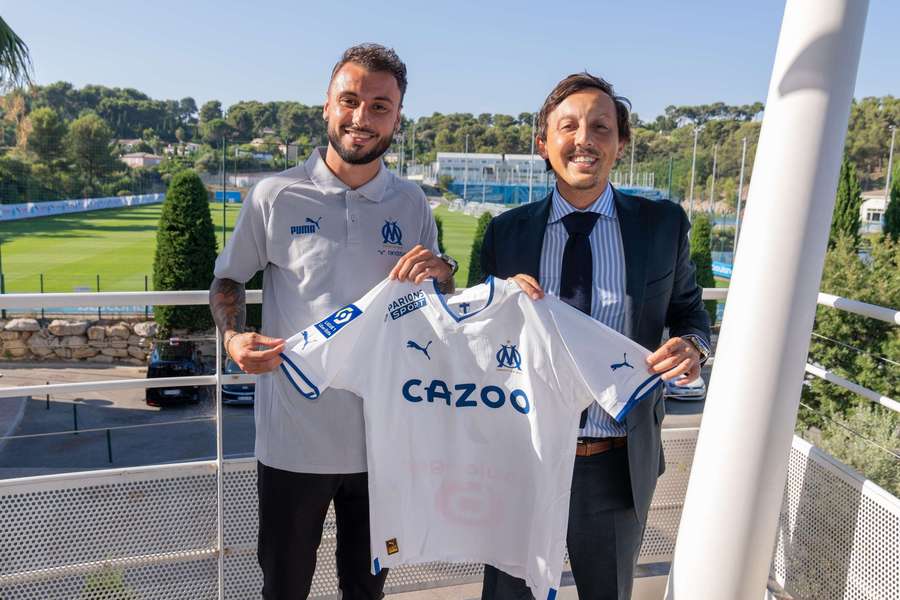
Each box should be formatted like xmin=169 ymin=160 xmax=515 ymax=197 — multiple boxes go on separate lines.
xmin=389 ymin=244 xmax=417 ymax=279
xmin=237 ymin=345 xmax=285 ymax=374
xmin=646 ymin=338 xmax=682 ymax=364
xmin=243 ymin=344 xmax=285 ymax=361
xmin=648 ymin=354 xmax=683 ymax=374
xmin=661 ymin=358 xmax=693 ymax=382
xmin=395 ymin=248 xmax=431 ymax=282
xmin=253 ymin=335 xmax=285 ymax=348
xmin=391 ymin=245 xmax=427 ymax=280
xmin=511 ymin=274 xmax=544 ymax=300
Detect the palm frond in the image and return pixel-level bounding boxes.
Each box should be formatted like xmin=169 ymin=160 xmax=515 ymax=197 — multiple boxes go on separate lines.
xmin=0 ymin=16 xmax=33 ymax=90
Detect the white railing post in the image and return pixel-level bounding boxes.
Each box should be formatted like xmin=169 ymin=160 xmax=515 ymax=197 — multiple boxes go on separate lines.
xmin=215 ymin=327 xmax=225 ymax=600
xmin=667 ymin=1 xmax=869 ymax=598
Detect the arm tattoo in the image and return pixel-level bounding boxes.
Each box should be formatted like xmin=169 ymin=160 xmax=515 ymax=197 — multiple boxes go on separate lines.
xmin=209 ymin=277 xmax=246 ymax=335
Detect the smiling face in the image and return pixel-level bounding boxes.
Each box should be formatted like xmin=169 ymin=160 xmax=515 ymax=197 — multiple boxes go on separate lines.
xmin=324 ymin=62 xmax=402 ymax=165
xmin=537 ymin=89 xmax=626 ymax=205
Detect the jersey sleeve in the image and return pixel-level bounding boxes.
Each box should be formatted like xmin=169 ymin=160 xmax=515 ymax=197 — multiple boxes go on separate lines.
xmin=546 ymin=299 xmax=661 ymax=423
xmin=213 ymin=182 xmax=268 ymax=283
xmin=279 ymin=279 xmax=390 ymax=399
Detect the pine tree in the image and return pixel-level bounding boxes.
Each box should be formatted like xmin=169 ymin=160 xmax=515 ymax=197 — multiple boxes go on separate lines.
xmin=830 ymin=156 xmax=862 ymax=248
xmin=152 ymin=170 xmax=218 ymax=333
xmin=883 ymin=169 xmax=900 ymax=242
xmin=688 ymin=213 xmax=717 ymax=325
xmin=466 ymin=212 xmax=493 ymax=287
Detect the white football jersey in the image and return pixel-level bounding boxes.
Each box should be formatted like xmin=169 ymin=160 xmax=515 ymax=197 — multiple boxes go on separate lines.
xmin=280 ymin=276 xmax=661 ymax=600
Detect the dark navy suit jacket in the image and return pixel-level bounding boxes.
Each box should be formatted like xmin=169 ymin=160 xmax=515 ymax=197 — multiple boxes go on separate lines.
xmin=480 ymin=188 xmax=711 ymax=521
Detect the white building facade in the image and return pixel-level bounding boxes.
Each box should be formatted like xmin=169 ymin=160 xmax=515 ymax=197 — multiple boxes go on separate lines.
xmin=434 ymin=152 xmax=547 ymax=185
xmin=860 ymin=194 xmax=888 ymax=234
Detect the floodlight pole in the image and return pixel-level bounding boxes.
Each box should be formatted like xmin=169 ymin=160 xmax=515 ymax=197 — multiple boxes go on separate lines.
xmin=528 ymin=112 xmax=536 ymax=203
xmin=0 ymin=238 xmax=5 ymax=320
xmin=629 ymin=136 xmax=635 ymax=186
xmin=688 ymin=125 xmax=700 ymax=220
xmin=667 ymin=155 xmax=674 ymax=201
xmin=884 ymin=125 xmax=896 ymax=203
xmin=463 ymin=134 xmax=469 ymax=202
xmin=734 ymin=137 xmax=748 ymax=255
xmin=667 ymin=1 xmax=869 ymax=598
xmin=221 ymin=137 xmax=227 ymax=249
xmin=411 ymin=122 xmax=416 ymax=167
xmin=709 ymin=143 xmax=718 ymax=216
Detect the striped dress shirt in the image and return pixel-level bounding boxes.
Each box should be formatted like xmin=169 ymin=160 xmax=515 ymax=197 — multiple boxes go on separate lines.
xmin=539 ymin=183 xmax=628 ymax=438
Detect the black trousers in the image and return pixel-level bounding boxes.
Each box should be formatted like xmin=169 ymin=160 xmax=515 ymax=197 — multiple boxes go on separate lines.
xmin=257 ymin=461 xmax=388 ymax=600
xmin=481 ymin=445 xmax=644 ymax=600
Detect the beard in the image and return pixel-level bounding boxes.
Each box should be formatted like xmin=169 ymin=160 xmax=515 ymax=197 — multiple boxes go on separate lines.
xmin=326 ymin=121 xmax=393 ymax=165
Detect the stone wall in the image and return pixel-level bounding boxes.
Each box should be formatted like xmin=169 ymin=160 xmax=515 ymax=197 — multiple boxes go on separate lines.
xmin=0 ymin=318 xmax=158 ymax=365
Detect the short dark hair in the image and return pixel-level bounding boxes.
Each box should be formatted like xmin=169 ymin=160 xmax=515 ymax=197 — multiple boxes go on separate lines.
xmin=330 ymin=43 xmax=408 ymax=104
xmin=536 ymin=72 xmax=631 ymax=170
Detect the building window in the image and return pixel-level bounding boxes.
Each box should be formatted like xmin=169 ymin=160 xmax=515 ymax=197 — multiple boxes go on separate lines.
xmin=866 ymin=209 xmax=884 ymax=223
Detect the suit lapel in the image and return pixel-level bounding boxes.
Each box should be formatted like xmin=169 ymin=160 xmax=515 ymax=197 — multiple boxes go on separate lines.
xmin=614 ymin=189 xmax=649 ymax=339
xmin=516 ymin=194 xmax=552 ymax=280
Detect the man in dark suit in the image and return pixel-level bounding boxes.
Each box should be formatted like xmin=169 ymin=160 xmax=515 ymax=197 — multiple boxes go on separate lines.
xmin=480 ymin=73 xmax=711 ymax=600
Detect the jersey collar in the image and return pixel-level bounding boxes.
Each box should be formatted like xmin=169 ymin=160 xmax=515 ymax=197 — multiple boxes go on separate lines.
xmin=429 ymin=275 xmax=502 ymax=323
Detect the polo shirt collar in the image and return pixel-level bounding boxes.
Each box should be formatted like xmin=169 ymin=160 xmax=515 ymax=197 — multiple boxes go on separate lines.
xmin=306 ymin=146 xmax=391 ymax=202
xmin=548 ymin=182 xmax=615 ymax=224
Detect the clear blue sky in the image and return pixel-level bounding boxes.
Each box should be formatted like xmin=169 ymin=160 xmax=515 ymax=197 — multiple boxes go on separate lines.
xmin=5 ymin=1 xmax=897 ymax=120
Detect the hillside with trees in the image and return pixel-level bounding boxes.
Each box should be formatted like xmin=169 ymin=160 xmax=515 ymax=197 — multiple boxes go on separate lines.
xmin=1 ymin=81 xmax=897 ymax=205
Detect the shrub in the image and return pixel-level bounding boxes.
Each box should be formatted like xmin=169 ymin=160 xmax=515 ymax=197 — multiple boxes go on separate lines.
xmin=808 ymin=405 xmax=900 ymax=497
xmin=435 ymin=215 xmax=445 ymax=253
xmin=466 ymin=212 xmax=493 ymax=287
xmin=152 ymin=170 xmax=217 ymax=333
xmin=688 ymin=213 xmax=717 ymax=325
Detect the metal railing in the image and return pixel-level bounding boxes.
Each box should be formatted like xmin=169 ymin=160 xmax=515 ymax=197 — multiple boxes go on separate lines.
xmin=704 ymin=287 xmax=900 ymax=415
xmin=0 ymin=287 xmax=898 ymax=600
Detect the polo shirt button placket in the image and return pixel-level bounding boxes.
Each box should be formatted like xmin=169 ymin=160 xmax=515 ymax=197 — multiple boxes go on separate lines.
xmin=346 ymin=191 xmax=359 ymax=245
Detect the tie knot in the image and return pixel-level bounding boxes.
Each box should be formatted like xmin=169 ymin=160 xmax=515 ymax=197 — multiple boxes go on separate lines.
xmin=561 ymin=211 xmax=601 ymax=236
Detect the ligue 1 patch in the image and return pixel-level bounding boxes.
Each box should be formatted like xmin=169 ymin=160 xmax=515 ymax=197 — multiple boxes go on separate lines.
xmin=388 ymin=290 xmax=427 ymax=320
xmin=385 ymin=538 xmax=399 ymax=555
xmin=314 ymin=304 xmax=362 ymax=338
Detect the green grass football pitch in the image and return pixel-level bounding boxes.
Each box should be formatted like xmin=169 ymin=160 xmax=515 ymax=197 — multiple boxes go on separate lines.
xmin=0 ymin=202 xmax=480 ymax=294
xmin=0 ymin=203 xmax=241 ymax=293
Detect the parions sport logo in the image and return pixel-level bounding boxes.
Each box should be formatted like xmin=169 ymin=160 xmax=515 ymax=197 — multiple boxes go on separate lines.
xmin=388 ymin=289 xmax=427 ymax=320
xmin=290 ymin=217 xmax=322 ymax=236
xmin=378 ymin=219 xmax=405 ymax=257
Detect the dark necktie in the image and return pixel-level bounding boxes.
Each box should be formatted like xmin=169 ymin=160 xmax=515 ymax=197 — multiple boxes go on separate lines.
xmin=559 ymin=211 xmax=600 ymax=428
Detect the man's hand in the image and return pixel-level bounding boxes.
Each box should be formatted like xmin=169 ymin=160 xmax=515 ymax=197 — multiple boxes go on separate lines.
xmin=390 ymin=244 xmax=452 ymax=284
xmin=646 ymin=337 xmax=701 ymax=385
xmin=225 ymin=331 xmax=285 ymax=375
xmin=510 ymin=274 xmax=544 ymax=300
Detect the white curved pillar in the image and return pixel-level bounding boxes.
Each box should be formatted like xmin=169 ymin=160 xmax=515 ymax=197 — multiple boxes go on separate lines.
xmin=666 ymin=0 xmax=869 ymax=598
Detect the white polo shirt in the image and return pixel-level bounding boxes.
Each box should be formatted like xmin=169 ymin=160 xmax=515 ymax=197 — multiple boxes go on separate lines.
xmin=213 ymin=147 xmax=438 ymax=473
xmin=280 ymin=277 xmax=661 ymax=600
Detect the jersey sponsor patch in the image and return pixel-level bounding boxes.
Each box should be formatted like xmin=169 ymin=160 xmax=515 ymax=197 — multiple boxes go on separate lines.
xmin=315 ymin=304 xmax=362 ymax=338
xmin=385 ymin=538 xmax=399 ymax=555
xmin=388 ymin=290 xmax=427 ymax=320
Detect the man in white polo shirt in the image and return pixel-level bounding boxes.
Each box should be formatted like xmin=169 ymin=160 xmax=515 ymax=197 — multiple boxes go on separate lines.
xmin=209 ymin=44 xmax=456 ymax=600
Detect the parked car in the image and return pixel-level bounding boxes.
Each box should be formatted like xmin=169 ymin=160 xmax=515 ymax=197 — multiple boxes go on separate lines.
xmin=145 ymin=339 xmax=205 ymax=406
xmin=222 ymin=358 xmax=255 ymax=405
xmin=663 ymin=376 xmax=707 ymax=401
